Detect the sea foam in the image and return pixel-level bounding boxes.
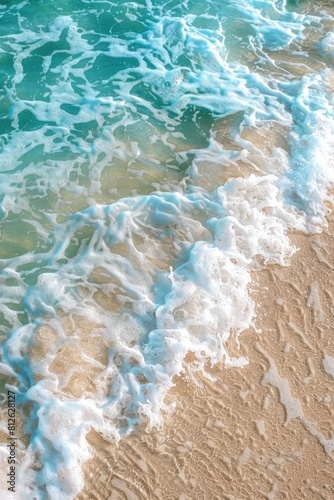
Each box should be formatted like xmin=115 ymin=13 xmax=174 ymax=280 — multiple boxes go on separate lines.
xmin=0 ymin=0 xmax=334 ymax=498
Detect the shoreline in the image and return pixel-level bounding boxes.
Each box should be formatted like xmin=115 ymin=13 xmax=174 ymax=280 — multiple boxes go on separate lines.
xmin=77 ymin=204 xmax=334 ymax=500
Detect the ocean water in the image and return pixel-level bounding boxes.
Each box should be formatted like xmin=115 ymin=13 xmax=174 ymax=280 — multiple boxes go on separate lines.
xmin=0 ymin=0 xmax=334 ymax=498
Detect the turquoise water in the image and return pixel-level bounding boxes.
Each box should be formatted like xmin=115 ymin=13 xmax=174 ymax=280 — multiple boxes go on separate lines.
xmin=0 ymin=0 xmax=334 ymax=498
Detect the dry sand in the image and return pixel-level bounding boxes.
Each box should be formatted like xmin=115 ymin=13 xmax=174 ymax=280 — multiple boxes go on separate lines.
xmin=77 ymin=206 xmax=334 ymax=500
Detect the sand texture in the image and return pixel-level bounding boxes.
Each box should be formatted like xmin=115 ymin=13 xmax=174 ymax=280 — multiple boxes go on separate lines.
xmin=77 ymin=205 xmax=334 ymax=500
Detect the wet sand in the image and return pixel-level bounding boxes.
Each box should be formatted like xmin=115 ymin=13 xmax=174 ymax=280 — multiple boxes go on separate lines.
xmin=77 ymin=204 xmax=334 ymax=500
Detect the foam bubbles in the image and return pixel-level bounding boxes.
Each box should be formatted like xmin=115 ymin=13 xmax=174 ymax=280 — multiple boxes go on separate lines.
xmin=0 ymin=0 xmax=334 ymax=498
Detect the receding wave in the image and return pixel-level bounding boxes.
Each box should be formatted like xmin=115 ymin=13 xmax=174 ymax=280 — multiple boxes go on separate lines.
xmin=0 ymin=0 xmax=334 ymax=498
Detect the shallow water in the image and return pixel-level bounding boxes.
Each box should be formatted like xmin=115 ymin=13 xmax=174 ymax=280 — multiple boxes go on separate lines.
xmin=0 ymin=0 xmax=334 ymax=498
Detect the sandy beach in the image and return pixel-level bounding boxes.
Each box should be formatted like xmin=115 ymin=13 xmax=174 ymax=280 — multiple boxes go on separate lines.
xmin=1 ymin=2 xmax=334 ymax=498
xmin=77 ymin=204 xmax=334 ymax=500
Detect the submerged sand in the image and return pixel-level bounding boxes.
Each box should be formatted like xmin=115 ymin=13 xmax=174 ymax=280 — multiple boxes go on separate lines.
xmin=77 ymin=205 xmax=334 ymax=500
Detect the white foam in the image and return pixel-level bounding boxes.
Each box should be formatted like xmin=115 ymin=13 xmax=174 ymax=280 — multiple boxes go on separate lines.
xmin=1 ymin=1 xmax=334 ymax=498
xmin=323 ymin=355 xmax=334 ymax=378
xmin=257 ymin=343 xmax=334 ymax=454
